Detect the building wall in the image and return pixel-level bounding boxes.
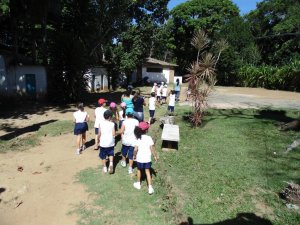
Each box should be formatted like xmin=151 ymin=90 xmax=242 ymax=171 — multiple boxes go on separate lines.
xmin=85 ymin=67 xmax=109 ymax=92
xmin=169 ymin=69 xmax=175 ymax=84
xmin=0 ymin=60 xmax=47 ymax=98
xmin=141 ymin=66 xmax=168 ymax=83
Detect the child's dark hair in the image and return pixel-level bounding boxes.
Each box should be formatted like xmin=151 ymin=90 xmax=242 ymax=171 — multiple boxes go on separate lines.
xmin=131 ymin=90 xmax=136 ymax=96
xmin=125 ymin=90 xmax=131 ymax=97
xmin=78 ymin=103 xmax=84 ymax=111
xmin=171 ymin=90 xmax=175 ymax=94
xmin=176 ymin=78 xmax=179 ymax=85
xmin=104 ymin=110 xmax=113 ymax=119
xmin=134 ymin=126 xmax=145 ymax=140
xmin=151 ymin=92 xmax=155 ymax=97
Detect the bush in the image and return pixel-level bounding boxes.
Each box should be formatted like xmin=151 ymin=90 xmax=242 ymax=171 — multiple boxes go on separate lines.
xmin=238 ymin=60 xmax=300 ymax=91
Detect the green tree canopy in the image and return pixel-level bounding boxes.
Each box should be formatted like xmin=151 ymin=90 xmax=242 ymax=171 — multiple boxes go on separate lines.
xmin=167 ymin=0 xmax=239 ymax=74
xmin=247 ymin=0 xmax=300 ymax=64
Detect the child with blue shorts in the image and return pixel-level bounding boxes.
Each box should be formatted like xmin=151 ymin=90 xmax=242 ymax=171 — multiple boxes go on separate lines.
xmin=73 ymin=103 xmax=89 ymax=155
xmin=94 ymin=98 xmax=106 ymax=150
xmin=133 ymin=122 xmax=158 ymax=194
xmin=168 ymin=90 xmax=176 ymax=113
xmin=148 ymin=92 xmax=156 ymax=124
xmin=118 ymin=108 xmax=139 ymax=174
xmin=98 ymin=110 xmax=115 ymax=174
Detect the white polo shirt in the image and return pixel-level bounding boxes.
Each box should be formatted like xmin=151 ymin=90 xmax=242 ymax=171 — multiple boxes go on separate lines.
xmin=134 ymin=135 xmax=154 ymax=163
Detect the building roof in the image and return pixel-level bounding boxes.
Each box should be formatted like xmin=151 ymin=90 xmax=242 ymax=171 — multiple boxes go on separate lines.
xmin=145 ymin=57 xmax=178 ymax=67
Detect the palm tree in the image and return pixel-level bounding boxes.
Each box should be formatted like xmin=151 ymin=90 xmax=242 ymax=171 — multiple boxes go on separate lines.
xmin=186 ymin=30 xmax=225 ymax=127
xmin=191 ymin=29 xmax=209 ymax=64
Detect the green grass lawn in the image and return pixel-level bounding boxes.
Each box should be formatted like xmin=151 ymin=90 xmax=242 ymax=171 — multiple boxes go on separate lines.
xmin=1 ymin=100 xmax=298 ymax=224
xmin=76 ymin=105 xmax=299 ymax=225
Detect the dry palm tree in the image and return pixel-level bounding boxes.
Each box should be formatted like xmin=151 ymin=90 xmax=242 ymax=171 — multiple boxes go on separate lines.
xmin=213 ymin=39 xmax=229 ymax=67
xmin=186 ymin=30 xmax=224 ymax=127
xmin=185 ymin=53 xmax=217 ymax=127
xmin=191 ymin=29 xmax=209 ymax=64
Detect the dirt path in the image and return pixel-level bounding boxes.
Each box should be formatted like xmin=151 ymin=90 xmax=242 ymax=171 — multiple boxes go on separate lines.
xmin=0 ymin=87 xmax=299 ymax=225
xmin=180 ymin=86 xmax=300 ymax=109
xmin=0 ymin=127 xmax=99 ymax=225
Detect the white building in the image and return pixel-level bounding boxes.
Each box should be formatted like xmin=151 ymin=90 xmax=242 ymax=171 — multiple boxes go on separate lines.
xmin=0 ymin=55 xmax=47 ymax=98
xmin=85 ymin=66 xmax=109 ymax=92
xmin=132 ymin=57 xmax=178 ymax=84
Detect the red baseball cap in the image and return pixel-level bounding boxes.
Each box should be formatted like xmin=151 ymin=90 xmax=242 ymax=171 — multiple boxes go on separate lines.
xmin=139 ymin=121 xmax=150 ymax=131
xmin=98 ymin=98 xmax=106 ymax=105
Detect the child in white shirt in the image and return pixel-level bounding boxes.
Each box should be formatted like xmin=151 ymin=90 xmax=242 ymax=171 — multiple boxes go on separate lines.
xmin=98 ymin=110 xmax=116 ymax=174
xmin=151 ymin=83 xmax=157 ymax=94
xmin=118 ymin=108 xmax=139 ymax=174
xmin=148 ymin=92 xmax=156 ymax=124
xmin=161 ymin=84 xmax=168 ymax=104
xmin=168 ymin=90 xmax=176 ymax=113
xmin=133 ymin=122 xmax=158 ymax=195
xmin=94 ymin=98 xmax=106 ymax=150
xmin=73 ymin=103 xmax=89 ymax=155
xmin=118 ymin=102 xmax=126 ymax=129
xmin=156 ymin=84 xmax=162 ymax=104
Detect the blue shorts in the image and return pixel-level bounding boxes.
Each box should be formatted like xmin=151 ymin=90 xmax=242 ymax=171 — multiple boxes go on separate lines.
xmin=99 ymin=146 xmax=114 ymax=160
xmin=136 ymin=162 xmax=152 ymax=170
xmin=168 ymin=106 xmax=174 ymax=112
xmin=149 ymin=110 xmax=155 ymax=118
xmin=134 ymin=112 xmax=144 ymax=122
xmin=95 ymin=128 xmax=99 ymax=135
xmin=121 ymin=145 xmax=134 ymax=160
xmin=74 ymin=122 xmax=88 ymax=135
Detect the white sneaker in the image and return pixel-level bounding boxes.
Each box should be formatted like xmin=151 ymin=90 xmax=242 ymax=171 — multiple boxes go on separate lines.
xmin=76 ymin=149 xmax=81 ymax=155
xmin=128 ymin=167 xmax=133 ymax=174
xmin=148 ymin=186 xmax=154 ymax=195
xmin=103 ymin=167 xmax=107 ymax=173
xmin=120 ymin=160 xmax=126 ymax=167
xmin=133 ymin=182 xmax=141 ymax=190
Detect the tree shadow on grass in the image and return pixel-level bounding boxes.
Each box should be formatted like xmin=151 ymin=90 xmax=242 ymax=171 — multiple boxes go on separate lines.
xmin=182 ymin=109 xmax=297 ymax=129
xmin=0 ymin=119 xmax=57 ymax=141
xmin=254 ymin=109 xmax=295 ymax=123
xmin=180 ymin=213 xmax=273 ymax=225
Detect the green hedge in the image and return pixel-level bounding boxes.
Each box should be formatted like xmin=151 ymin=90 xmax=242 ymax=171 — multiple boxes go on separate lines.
xmin=238 ymin=60 xmax=300 ymax=91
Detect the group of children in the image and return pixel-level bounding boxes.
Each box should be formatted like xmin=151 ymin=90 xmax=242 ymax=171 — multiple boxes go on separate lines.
xmin=150 ymin=82 xmax=176 ymax=114
xmin=73 ymin=96 xmax=158 ymax=195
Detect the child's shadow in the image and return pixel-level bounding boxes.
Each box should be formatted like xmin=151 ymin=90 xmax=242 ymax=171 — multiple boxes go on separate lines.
xmin=85 ymin=139 xmax=95 ymax=149
xmin=113 ymin=152 xmax=123 ymax=171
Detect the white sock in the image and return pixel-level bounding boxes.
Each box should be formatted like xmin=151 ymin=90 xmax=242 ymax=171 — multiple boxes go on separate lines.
xmin=109 ymin=161 xmax=113 ymax=166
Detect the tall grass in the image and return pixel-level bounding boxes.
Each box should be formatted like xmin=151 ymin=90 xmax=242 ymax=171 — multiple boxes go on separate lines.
xmin=238 ymin=60 xmax=300 ymax=91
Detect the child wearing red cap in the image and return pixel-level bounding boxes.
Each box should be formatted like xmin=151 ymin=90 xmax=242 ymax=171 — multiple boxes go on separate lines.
xmin=133 ymin=122 xmax=158 ymax=194
xmin=94 ymin=98 xmax=106 ymax=150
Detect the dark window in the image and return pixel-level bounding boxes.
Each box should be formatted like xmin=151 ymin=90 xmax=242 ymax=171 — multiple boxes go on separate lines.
xmin=146 ymin=67 xmax=163 ymax=73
